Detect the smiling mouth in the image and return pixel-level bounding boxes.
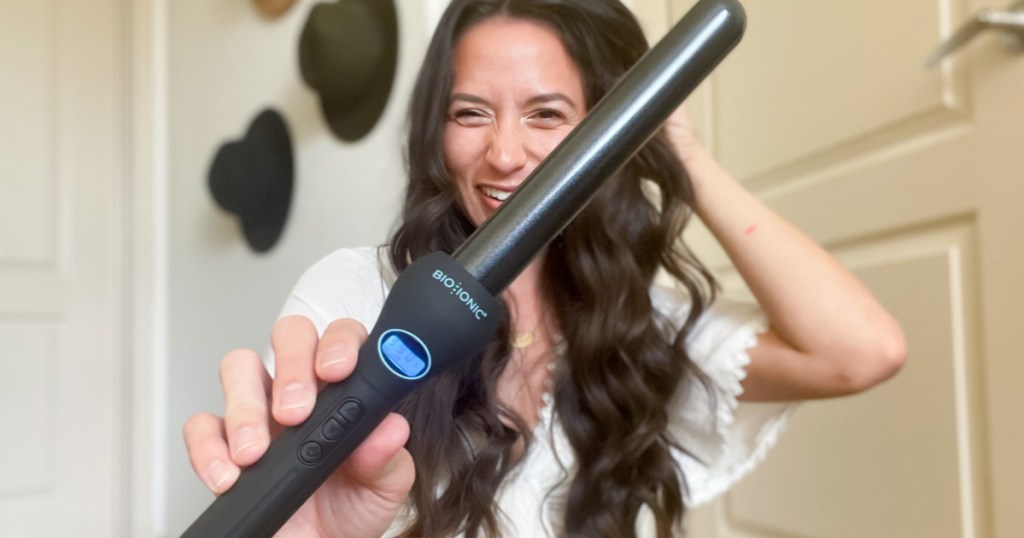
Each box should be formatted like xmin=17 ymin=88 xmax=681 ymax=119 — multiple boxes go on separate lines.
xmin=481 ymin=186 xmax=513 ymax=202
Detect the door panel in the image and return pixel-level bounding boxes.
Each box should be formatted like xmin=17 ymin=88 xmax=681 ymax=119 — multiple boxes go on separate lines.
xmin=719 ymin=222 xmax=987 ymax=537
xmin=0 ymin=321 xmax=57 ymax=495
xmin=0 ymin=1 xmax=56 ymax=263
xmin=0 ymin=0 xmax=125 ymax=535
xmin=712 ymin=0 xmax=962 ymax=184
xmin=630 ymin=1 xmax=1024 ymax=536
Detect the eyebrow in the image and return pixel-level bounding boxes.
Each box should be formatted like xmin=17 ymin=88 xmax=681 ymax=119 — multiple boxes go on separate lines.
xmin=449 ymin=92 xmax=579 ymax=108
xmin=527 ymin=93 xmax=578 ymax=108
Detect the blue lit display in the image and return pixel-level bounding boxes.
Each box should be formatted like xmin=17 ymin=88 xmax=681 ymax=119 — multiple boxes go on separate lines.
xmin=379 ymin=330 xmax=430 ymax=379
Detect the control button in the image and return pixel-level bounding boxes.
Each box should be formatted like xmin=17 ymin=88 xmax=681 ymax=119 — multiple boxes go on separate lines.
xmin=338 ymin=399 xmax=364 ymax=424
xmin=321 ymin=417 xmax=346 ymax=441
xmin=299 ymin=441 xmax=323 ymax=465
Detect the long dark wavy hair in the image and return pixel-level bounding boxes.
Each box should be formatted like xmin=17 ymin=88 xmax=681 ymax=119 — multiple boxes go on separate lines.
xmin=388 ymin=0 xmax=717 ymax=536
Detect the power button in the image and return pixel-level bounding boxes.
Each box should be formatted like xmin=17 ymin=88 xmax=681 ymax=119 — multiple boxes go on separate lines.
xmin=299 ymin=441 xmax=323 ymax=465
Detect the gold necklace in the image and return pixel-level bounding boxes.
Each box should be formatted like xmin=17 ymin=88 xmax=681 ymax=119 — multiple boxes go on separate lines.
xmin=511 ymin=329 xmax=536 ymax=349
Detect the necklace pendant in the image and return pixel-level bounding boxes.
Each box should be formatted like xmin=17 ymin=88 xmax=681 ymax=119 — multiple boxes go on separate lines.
xmin=511 ymin=330 xmax=535 ymax=349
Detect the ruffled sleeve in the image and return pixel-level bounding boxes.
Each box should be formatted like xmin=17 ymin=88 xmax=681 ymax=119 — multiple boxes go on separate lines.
xmin=652 ymin=287 xmax=798 ymax=507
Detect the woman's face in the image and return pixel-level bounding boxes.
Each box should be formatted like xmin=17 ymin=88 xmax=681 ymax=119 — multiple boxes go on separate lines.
xmin=444 ymin=17 xmax=587 ymax=227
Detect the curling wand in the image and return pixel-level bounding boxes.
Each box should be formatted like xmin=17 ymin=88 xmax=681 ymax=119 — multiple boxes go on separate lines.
xmin=182 ymin=0 xmax=745 ymax=535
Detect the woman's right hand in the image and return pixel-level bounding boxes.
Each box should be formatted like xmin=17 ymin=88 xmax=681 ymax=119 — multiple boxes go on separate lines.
xmin=183 ymin=316 xmax=415 ymax=538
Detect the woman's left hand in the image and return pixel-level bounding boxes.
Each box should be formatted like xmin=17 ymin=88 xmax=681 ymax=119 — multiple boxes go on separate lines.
xmin=663 ymin=102 xmax=702 ymax=165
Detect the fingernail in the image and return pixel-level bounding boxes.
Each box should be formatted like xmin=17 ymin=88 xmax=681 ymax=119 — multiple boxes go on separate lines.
xmin=231 ymin=426 xmax=260 ymax=457
xmin=319 ymin=352 xmax=348 ymax=370
xmin=207 ymin=459 xmax=239 ymax=492
xmin=279 ymin=383 xmax=312 ymax=410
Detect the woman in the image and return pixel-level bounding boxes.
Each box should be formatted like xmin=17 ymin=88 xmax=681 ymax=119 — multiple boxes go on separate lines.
xmin=184 ymin=0 xmax=906 ymax=536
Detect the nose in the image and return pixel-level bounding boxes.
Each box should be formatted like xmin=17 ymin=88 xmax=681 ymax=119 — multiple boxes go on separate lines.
xmin=485 ymin=121 xmax=528 ymax=174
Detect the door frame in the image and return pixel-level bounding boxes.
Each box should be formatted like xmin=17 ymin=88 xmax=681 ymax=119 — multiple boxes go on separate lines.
xmin=123 ymin=0 xmax=168 ymax=535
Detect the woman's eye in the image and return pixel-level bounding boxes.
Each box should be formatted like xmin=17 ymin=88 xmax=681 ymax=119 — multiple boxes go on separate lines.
xmin=449 ymin=109 xmax=490 ymax=126
xmin=529 ymin=109 xmax=566 ymax=126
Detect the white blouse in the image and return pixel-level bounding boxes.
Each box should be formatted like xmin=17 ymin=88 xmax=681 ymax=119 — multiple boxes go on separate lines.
xmin=273 ymin=247 xmax=797 ymax=537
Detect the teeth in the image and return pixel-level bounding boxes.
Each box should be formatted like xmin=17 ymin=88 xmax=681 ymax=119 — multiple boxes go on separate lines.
xmin=481 ymin=186 xmax=512 ymax=201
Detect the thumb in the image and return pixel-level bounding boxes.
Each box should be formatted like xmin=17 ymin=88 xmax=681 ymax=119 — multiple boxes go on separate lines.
xmin=342 ymin=412 xmax=415 ymax=501
xmin=317 ymin=413 xmax=415 ymax=538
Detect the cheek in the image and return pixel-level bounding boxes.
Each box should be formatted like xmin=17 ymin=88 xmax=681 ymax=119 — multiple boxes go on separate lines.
xmin=442 ymin=128 xmax=485 ymax=223
xmin=532 ymin=128 xmax=574 ymax=161
xmin=442 ymin=127 xmax=476 ymax=181
xmin=541 ymin=134 xmax=565 ymax=157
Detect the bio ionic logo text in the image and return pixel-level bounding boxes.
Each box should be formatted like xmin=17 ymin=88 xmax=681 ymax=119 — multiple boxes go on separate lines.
xmin=432 ymin=269 xmax=489 ymax=320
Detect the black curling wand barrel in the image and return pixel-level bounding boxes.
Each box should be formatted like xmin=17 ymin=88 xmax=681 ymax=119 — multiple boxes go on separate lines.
xmin=454 ymin=0 xmax=746 ymax=292
xmin=181 ymin=1 xmax=745 ymax=536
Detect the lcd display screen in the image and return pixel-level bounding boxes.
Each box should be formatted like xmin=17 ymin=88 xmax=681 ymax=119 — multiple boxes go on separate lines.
xmin=381 ymin=333 xmax=427 ymax=378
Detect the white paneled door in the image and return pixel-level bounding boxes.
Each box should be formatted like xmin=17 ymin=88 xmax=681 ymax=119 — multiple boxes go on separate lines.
xmin=633 ymin=1 xmax=1024 ymax=537
xmin=0 ymin=0 xmax=132 ymax=535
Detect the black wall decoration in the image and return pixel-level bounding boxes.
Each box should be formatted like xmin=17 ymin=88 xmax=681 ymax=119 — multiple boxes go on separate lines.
xmin=207 ymin=0 xmax=399 ymax=252
xmin=299 ymin=0 xmax=399 ymax=142
xmin=209 ymin=109 xmax=295 ymax=253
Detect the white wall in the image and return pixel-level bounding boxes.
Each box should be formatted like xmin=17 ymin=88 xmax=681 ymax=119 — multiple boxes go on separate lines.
xmin=161 ymin=1 xmax=443 ymax=533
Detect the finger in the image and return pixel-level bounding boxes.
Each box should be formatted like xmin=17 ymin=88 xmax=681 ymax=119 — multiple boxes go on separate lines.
xmin=220 ymin=348 xmax=273 ymax=466
xmin=271 ymin=315 xmax=319 ymax=425
xmin=315 ymin=318 xmax=368 ymax=383
xmin=342 ymin=413 xmax=414 ymax=500
xmin=317 ymin=413 xmax=414 ymax=538
xmin=183 ymin=412 xmax=240 ymax=495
